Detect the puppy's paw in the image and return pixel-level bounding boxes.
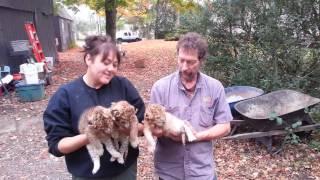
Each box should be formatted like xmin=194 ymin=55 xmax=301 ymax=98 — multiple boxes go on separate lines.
xmin=92 ymin=165 xmax=99 ymax=174
xmin=92 ymin=158 xmax=100 ymax=174
xmin=130 ymin=139 xmax=139 ymax=148
xmin=110 ymin=157 xmax=116 ymax=162
xmin=113 ymin=151 xmax=122 ymax=158
xmin=117 ymin=157 xmax=125 ymax=164
xmin=147 ymin=145 xmax=156 ymax=153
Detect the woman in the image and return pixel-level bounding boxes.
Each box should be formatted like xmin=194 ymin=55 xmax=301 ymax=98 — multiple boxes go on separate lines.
xmin=43 ymin=35 xmax=145 ymax=179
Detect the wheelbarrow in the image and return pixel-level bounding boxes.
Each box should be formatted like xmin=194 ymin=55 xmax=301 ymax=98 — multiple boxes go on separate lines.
xmin=224 ymin=89 xmax=320 ymax=153
xmin=225 ymin=86 xmax=264 ymax=117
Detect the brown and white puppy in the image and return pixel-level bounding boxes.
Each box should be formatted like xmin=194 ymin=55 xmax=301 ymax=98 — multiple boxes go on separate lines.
xmin=143 ymin=104 xmax=197 ymax=152
xmin=110 ymin=100 xmax=139 ymax=161
xmin=78 ymin=106 xmax=121 ymax=174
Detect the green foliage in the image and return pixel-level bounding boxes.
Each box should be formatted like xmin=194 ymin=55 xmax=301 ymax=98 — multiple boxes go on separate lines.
xmin=53 ymin=0 xmax=64 ymax=15
xmin=284 ymin=120 xmax=303 ymax=144
xmin=154 ymin=0 xmax=198 ymax=39
xmin=306 ymin=105 xmax=320 ymax=123
xmin=269 ymin=112 xmax=278 ymax=121
xmin=179 ymin=3 xmax=211 ymax=35
xmin=231 ymin=45 xmax=320 ymax=94
xmin=309 ymin=139 xmax=320 ymax=151
xmin=291 ymin=121 xmax=302 ymax=129
xmin=178 ymin=0 xmax=320 ymax=98
xmin=267 ymin=110 xmax=304 ymax=144
xmin=285 ymin=132 xmax=301 ymax=144
xmin=203 ymin=55 xmax=235 ymax=85
xmin=268 ymin=112 xmax=284 ymax=126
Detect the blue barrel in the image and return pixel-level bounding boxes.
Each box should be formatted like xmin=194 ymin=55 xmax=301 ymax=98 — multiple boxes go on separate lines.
xmin=15 ymin=80 xmax=45 ymax=102
xmin=224 ymin=86 xmax=264 ymax=117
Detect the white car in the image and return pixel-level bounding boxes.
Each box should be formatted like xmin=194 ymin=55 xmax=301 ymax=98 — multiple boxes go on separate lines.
xmin=116 ymin=31 xmax=141 ymax=43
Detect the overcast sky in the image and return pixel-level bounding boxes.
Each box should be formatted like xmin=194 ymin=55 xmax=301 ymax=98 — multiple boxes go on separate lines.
xmin=66 ymin=4 xmax=99 ymax=22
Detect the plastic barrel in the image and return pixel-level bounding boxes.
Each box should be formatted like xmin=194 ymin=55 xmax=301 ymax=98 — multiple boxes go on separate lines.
xmin=15 ymin=80 xmax=45 ymax=102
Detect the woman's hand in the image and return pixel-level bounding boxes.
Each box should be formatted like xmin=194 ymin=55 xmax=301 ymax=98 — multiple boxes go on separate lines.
xmin=57 ymin=134 xmax=89 ymax=154
xmin=117 ymin=125 xmax=131 ymax=135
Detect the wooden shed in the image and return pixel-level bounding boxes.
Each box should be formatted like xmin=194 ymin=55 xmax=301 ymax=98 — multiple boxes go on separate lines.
xmin=0 ymin=0 xmax=57 ymax=73
xmin=54 ymin=7 xmax=74 ymax=52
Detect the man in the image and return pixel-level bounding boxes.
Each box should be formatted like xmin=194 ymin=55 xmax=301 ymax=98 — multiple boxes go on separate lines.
xmin=150 ymin=32 xmax=233 ymax=180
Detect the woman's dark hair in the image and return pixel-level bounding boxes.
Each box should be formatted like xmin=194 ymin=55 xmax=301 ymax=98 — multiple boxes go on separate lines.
xmin=83 ymin=35 xmax=121 ymax=65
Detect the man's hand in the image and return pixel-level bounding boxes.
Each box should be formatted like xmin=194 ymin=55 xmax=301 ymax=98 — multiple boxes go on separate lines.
xmin=151 ymin=127 xmax=164 ymax=137
xmin=152 ymin=128 xmax=182 ymax=142
xmin=166 ymin=132 xmax=182 ymax=142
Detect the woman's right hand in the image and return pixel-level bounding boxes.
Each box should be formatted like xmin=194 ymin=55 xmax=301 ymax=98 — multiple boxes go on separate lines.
xmin=57 ymin=134 xmax=89 ymax=154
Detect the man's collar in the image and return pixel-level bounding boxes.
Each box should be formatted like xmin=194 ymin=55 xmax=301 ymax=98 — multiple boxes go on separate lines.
xmin=174 ymin=71 xmax=204 ymax=91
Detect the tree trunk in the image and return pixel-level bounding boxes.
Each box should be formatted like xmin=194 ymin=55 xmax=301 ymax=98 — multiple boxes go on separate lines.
xmin=175 ymin=11 xmax=180 ymax=28
xmin=154 ymin=0 xmax=161 ymax=39
xmin=105 ymin=0 xmax=117 ymax=41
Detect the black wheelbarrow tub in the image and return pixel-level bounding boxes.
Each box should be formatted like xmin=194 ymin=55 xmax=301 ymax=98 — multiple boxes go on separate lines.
xmin=234 ymin=89 xmax=320 ymax=120
xmin=225 ymin=86 xmax=264 ymax=117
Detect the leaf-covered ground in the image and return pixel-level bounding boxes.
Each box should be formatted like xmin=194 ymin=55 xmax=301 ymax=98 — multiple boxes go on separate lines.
xmin=0 ymin=40 xmax=319 ymax=180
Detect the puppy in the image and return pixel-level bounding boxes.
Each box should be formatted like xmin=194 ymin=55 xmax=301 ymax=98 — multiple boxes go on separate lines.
xmin=110 ymin=100 xmax=139 ymax=162
xmin=78 ymin=106 xmax=122 ymax=174
xmin=143 ymin=104 xmax=197 ymax=152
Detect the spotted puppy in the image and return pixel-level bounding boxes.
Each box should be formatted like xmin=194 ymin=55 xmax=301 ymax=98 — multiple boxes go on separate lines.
xmin=78 ymin=106 xmax=121 ymax=174
xmin=110 ymin=100 xmax=139 ymax=162
xmin=143 ymin=103 xmax=197 ymax=152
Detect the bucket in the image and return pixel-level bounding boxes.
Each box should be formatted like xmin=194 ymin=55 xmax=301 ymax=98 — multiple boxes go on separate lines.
xmin=25 ymin=72 xmax=39 ymax=84
xmin=15 ymin=80 xmax=45 ymax=102
xmin=34 ymin=62 xmax=45 ymax=73
xmin=19 ymin=63 xmax=39 ymax=84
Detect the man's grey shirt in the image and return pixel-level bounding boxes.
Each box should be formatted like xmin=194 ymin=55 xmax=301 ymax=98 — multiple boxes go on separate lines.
xmin=150 ymin=71 xmax=233 ymax=180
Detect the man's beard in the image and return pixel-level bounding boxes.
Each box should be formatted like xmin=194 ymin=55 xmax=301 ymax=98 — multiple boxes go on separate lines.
xmin=181 ymin=71 xmax=197 ymax=82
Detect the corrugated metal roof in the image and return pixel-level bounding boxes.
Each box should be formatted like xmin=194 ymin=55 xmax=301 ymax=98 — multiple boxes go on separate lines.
xmin=56 ymin=7 xmax=73 ymax=21
xmin=0 ymin=0 xmax=53 ymax=15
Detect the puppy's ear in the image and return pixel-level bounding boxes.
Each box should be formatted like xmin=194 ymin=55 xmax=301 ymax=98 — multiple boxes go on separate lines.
xmin=111 ymin=109 xmax=121 ymax=117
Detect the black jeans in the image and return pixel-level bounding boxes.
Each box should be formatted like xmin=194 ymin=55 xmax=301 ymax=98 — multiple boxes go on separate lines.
xmin=159 ymin=175 xmax=217 ymax=180
xmin=72 ymin=161 xmax=137 ymax=180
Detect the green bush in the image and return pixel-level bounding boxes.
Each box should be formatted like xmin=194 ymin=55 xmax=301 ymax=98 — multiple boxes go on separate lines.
xmin=310 ymin=105 xmax=320 ymax=123
xmin=164 ymin=28 xmax=188 ymax=41
xmin=203 ymin=55 xmax=235 ymax=85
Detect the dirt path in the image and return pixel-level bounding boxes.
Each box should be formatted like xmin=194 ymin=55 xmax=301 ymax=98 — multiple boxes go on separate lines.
xmin=0 ymin=40 xmax=319 ymax=180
